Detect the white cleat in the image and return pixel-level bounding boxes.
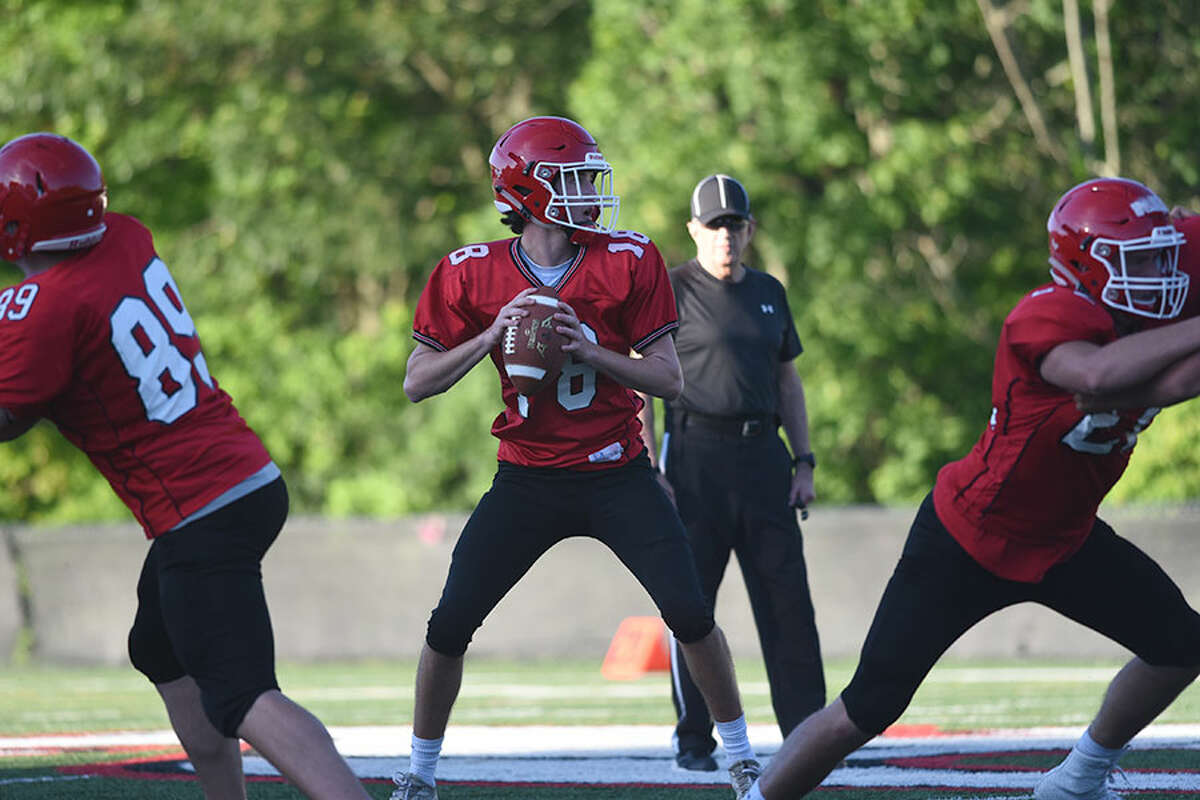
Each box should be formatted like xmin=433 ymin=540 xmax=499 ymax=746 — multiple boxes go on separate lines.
xmin=1034 ymin=757 xmax=1126 ymax=800
xmin=389 ymin=771 xmax=438 ymax=800
xmin=728 ymin=758 xmax=763 ymax=799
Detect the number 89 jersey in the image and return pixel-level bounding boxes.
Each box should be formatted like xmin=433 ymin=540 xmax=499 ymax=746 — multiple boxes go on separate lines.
xmin=0 ymin=213 xmax=271 ymax=537
xmin=413 ymin=232 xmax=679 ymax=470
xmin=932 ymin=282 xmax=1165 ymax=583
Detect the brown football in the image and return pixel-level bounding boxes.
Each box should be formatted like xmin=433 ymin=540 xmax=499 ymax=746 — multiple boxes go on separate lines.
xmin=501 ymin=285 xmax=568 ymax=395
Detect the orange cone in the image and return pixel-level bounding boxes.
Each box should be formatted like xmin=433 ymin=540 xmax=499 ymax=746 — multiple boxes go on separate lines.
xmin=601 ymin=616 xmax=671 ymax=680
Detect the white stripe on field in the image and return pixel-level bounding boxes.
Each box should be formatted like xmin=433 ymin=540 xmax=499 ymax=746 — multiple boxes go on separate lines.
xmin=6 ymin=722 xmax=1200 ymax=755
xmin=6 ymin=726 xmax=1199 ymax=790
xmin=283 ymin=667 xmax=1123 ymax=703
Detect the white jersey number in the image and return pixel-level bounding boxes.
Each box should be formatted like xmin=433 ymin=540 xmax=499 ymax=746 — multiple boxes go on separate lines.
xmin=607 ymin=230 xmax=651 ymax=259
xmin=517 ymin=322 xmax=600 ymax=417
xmin=0 ymin=285 xmax=39 ymax=321
xmin=110 ymin=258 xmax=213 ymax=424
xmin=557 ymin=323 xmax=599 ymax=411
xmin=1061 ymin=408 xmax=1159 ymax=454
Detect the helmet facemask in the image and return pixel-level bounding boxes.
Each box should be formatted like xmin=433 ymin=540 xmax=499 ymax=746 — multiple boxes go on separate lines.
xmin=531 ymin=151 xmax=619 ymax=235
xmin=1091 ymin=225 xmax=1188 ymax=319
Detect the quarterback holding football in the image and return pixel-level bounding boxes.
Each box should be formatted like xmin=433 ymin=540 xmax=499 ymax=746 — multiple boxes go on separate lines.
xmin=397 ymin=116 xmax=762 ymax=799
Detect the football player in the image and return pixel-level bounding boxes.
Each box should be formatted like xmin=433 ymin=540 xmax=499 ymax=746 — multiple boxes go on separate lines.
xmin=397 ymin=116 xmax=761 ymax=799
xmin=746 ymin=177 xmax=1200 ymax=800
xmin=0 ymin=133 xmax=370 ymax=800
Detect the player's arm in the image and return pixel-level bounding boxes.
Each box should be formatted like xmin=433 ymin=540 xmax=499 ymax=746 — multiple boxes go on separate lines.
xmin=0 ymin=406 xmax=37 ymax=442
xmin=1078 ymin=349 xmax=1200 ymax=411
xmin=404 ymin=288 xmax=538 ymax=402
xmin=1039 ymin=314 xmax=1200 ymax=395
xmin=778 ymin=361 xmax=815 ymax=509
xmin=635 ymin=390 xmax=660 ymax=466
xmin=635 ymin=388 xmax=676 ymax=500
xmin=554 ymin=300 xmax=682 ymax=399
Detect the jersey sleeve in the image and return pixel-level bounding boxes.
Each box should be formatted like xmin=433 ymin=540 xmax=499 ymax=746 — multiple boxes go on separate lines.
xmin=0 ymin=280 xmax=78 ymax=417
xmin=1005 ymin=288 xmax=1112 ymax=367
xmin=621 ymin=239 xmax=679 ymax=352
xmin=412 ymin=252 xmax=483 ymax=351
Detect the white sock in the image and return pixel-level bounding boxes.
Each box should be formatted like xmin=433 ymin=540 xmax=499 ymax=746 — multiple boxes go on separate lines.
xmin=407 ymin=734 xmax=443 ymax=786
xmin=1049 ymin=730 xmax=1122 ymax=792
xmin=746 ymin=782 xmax=767 ymax=800
xmin=1076 ymin=729 xmax=1124 ymax=762
xmin=715 ymin=714 xmax=756 ymax=763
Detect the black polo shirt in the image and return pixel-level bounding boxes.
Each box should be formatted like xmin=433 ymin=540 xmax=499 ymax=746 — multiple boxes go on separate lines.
xmin=666 ymin=258 xmax=802 ymax=420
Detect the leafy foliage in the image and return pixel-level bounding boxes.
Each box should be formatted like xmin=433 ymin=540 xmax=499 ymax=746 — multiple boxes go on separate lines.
xmin=3 ymin=0 xmax=1200 ymax=522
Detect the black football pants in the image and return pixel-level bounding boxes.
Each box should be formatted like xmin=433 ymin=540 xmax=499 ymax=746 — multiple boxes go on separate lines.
xmin=665 ymin=425 xmax=825 ymax=756
xmin=425 ymin=453 xmax=716 ymax=657
xmin=841 ymin=492 xmax=1200 ymax=736
xmin=128 ymin=478 xmax=286 ymax=737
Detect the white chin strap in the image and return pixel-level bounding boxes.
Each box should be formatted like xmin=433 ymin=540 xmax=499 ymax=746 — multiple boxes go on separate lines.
xmin=30 ymin=224 xmax=107 ymax=252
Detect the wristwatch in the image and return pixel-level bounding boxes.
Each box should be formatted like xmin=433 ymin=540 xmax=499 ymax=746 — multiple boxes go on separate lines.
xmin=792 ymin=452 xmax=816 ymax=469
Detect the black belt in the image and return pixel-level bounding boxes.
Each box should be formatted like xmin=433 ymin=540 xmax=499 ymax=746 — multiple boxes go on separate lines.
xmin=676 ymin=411 xmax=778 ymax=438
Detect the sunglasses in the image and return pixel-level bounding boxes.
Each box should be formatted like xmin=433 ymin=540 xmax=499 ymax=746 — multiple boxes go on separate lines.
xmin=705 ymin=215 xmax=749 ymax=232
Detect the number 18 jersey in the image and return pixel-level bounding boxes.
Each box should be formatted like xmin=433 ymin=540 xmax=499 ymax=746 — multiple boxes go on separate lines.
xmin=0 ymin=213 xmax=271 ymax=537
xmin=412 ymin=232 xmax=679 ymax=469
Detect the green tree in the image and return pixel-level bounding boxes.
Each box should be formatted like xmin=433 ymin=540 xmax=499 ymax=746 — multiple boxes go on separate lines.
xmin=3 ymin=0 xmax=1200 ymax=524
xmin=0 ymin=0 xmax=594 ymax=521
xmin=577 ymin=0 xmax=1200 ymax=503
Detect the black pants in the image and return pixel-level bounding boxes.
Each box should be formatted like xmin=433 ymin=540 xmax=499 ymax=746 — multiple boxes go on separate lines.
xmin=128 ymin=478 xmax=287 ymax=737
xmin=425 ymin=453 xmax=715 ymax=657
xmin=842 ymin=492 xmax=1200 ymax=736
xmin=665 ymin=424 xmax=825 ymax=755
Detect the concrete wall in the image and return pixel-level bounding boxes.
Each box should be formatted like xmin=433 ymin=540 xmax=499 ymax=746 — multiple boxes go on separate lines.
xmin=0 ymin=529 xmax=21 ymax=660
xmin=4 ymin=505 xmax=1200 ymax=665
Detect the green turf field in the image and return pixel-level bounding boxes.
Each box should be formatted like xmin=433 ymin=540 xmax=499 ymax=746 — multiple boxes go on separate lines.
xmin=7 ymin=656 xmax=1200 ymax=734
xmin=4 ymin=657 xmax=1200 ymax=798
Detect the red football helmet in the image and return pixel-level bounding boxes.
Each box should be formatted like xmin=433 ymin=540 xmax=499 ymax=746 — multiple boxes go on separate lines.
xmin=1047 ymin=177 xmax=1187 ymax=319
xmin=489 ymin=116 xmax=619 ymax=241
xmin=0 ymin=133 xmax=108 ymax=262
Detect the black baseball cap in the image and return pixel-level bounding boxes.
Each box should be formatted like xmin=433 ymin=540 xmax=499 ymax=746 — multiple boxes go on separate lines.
xmin=690 ymin=174 xmax=752 ymax=224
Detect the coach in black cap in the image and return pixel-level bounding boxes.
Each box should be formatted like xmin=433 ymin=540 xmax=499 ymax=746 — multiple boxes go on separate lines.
xmin=639 ymin=173 xmax=825 ymax=772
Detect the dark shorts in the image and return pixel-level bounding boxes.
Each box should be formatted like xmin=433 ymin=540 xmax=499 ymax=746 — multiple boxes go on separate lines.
xmin=425 ymin=453 xmax=715 ymax=657
xmin=841 ymin=492 xmax=1200 ymax=736
xmin=127 ymin=478 xmax=287 ymax=737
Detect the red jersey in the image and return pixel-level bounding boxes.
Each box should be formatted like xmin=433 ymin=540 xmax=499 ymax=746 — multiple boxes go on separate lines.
xmin=0 ymin=213 xmax=271 ymax=537
xmin=413 ymin=232 xmax=678 ymax=469
xmin=934 ymin=218 xmax=1200 ymax=582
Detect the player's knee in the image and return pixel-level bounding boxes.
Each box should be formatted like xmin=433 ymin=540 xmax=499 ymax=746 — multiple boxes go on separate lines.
xmin=1138 ymin=609 xmax=1200 ymax=668
xmin=425 ymin=612 xmax=474 ymax=658
xmin=663 ymin=607 xmax=714 ymax=645
xmin=127 ymin=623 xmax=185 ymax=684
xmin=840 ymin=688 xmax=905 ymax=737
xmin=841 ymin=666 xmax=919 ymax=736
xmin=203 ymin=683 xmax=276 ymax=738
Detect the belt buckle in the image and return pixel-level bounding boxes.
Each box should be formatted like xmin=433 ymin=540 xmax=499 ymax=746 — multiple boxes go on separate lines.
xmin=741 ymin=419 xmax=762 ymax=437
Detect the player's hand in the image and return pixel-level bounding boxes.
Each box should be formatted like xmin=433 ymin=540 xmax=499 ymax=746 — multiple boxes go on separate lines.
xmin=552 ymin=300 xmax=598 ymax=361
xmin=484 ymin=288 xmax=539 ymax=348
xmin=1170 ymin=206 xmax=1197 ymax=221
xmin=789 ymin=469 xmax=815 ymax=521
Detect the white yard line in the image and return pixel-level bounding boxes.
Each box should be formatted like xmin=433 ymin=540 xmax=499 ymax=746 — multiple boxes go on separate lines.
xmin=6 ymin=722 xmax=1200 ymax=755
xmin=5 ymin=725 xmax=1198 ymax=790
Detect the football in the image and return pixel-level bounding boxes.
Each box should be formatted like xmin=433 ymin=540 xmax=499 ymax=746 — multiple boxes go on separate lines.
xmin=502 ymin=285 xmax=568 ymax=395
